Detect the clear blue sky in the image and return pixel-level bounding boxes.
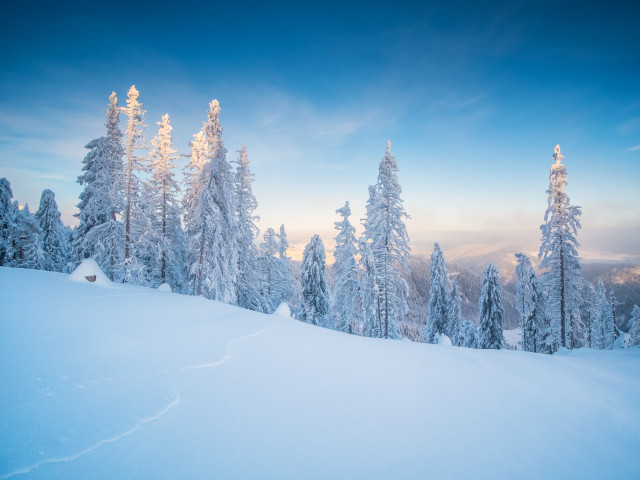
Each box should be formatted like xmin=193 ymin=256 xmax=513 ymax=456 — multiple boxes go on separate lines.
xmin=1 ymin=0 xmax=639 ymax=261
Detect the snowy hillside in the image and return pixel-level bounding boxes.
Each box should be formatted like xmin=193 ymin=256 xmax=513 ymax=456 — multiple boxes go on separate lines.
xmin=1 ymin=266 xmax=639 ymax=479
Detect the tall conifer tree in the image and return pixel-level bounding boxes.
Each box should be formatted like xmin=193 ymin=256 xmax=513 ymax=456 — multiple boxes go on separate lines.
xmin=539 ymin=145 xmax=583 ymax=350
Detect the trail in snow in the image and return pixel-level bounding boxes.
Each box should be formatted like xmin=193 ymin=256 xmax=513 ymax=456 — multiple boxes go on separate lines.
xmin=1 ymin=395 xmax=181 ymax=480
xmin=182 ymin=322 xmax=276 ymax=370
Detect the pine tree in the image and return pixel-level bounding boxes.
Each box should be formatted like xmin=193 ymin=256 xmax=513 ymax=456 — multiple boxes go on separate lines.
xmin=73 ymin=92 xmax=125 ymax=281
xmin=423 ymin=242 xmax=449 ymax=343
xmin=628 ymin=305 xmax=640 ymax=347
xmin=362 ymin=141 xmax=410 ymax=339
xmin=539 ymin=145 xmax=583 ymax=350
xmin=145 ymin=113 xmax=185 ymax=289
xmin=234 ymin=145 xmax=267 ymax=312
xmin=35 ymin=189 xmax=68 ymax=272
xmin=478 ymin=263 xmax=505 ymax=349
xmin=121 ymin=85 xmax=148 ymax=274
xmin=301 ymin=234 xmax=330 ymax=326
xmin=184 ymin=100 xmax=239 ymax=303
xmin=0 ymin=178 xmax=18 ymax=266
xmin=332 ymin=201 xmax=362 ymax=334
xmin=446 ymin=279 xmax=463 ymax=346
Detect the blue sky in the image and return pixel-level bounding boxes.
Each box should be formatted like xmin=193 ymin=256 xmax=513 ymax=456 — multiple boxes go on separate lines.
xmin=1 ymin=0 xmax=639 ymax=261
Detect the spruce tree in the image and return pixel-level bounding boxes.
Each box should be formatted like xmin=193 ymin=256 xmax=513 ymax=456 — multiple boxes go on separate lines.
xmin=184 ymin=100 xmax=239 ymax=303
xmin=591 ymin=279 xmax=608 ymax=349
xmin=234 ymin=145 xmax=267 ymax=312
xmin=362 ymin=141 xmax=410 ymax=339
xmin=121 ymin=85 xmax=148 ymax=277
xmin=515 ymin=253 xmax=543 ymax=352
xmin=35 ymin=189 xmax=68 ymax=272
xmin=423 ymin=242 xmax=449 ymax=343
xmin=258 ymin=227 xmax=284 ymax=312
xmin=539 ymin=145 xmax=583 ymax=350
xmin=146 ymin=113 xmax=185 ymax=289
xmin=478 ymin=263 xmax=505 ymax=349
xmin=604 ymin=289 xmax=617 ymax=350
xmin=458 ymin=319 xmax=478 ymax=348
xmin=359 ymin=236 xmax=380 ymax=338
xmin=582 ymin=281 xmax=598 ymax=348
xmin=0 ymin=178 xmax=17 ymax=266
xmin=332 ymin=201 xmax=361 ymax=333
xmin=628 ymin=305 xmax=640 ymax=347
xmin=73 ymin=92 xmax=124 ymax=281
xmin=301 ymin=234 xmax=330 ymax=326
xmin=446 ymin=279 xmax=463 ymax=346
xmin=9 ymin=205 xmax=44 ymax=269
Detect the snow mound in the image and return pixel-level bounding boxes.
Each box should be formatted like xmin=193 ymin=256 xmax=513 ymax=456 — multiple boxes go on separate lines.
xmin=437 ymin=334 xmax=452 ymax=346
xmin=273 ymin=302 xmax=291 ymax=318
xmin=157 ymin=283 xmax=172 ymax=293
xmin=69 ymin=258 xmax=111 ymax=285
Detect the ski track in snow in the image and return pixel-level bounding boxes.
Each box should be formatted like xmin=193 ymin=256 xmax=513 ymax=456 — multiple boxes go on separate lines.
xmin=182 ymin=321 xmax=276 ymax=370
xmin=0 ymin=395 xmax=181 ymax=480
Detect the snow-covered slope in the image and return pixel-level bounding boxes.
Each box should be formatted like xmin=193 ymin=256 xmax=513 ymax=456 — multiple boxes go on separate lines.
xmin=1 ymin=266 xmax=639 ymax=479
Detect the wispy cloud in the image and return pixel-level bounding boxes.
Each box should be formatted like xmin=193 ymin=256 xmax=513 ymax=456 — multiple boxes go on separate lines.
xmin=625 ymin=144 xmax=640 ymax=152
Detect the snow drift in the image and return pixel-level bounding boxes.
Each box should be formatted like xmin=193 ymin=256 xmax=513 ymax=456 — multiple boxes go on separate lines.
xmin=1 ymin=266 xmax=639 ymax=479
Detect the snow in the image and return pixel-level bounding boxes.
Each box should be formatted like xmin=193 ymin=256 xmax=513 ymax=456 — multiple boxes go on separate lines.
xmin=68 ymin=258 xmax=111 ymax=285
xmin=273 ymin=302 xmax=291 ymax=318
xmin=1 ymin=266 xmax=640 ymax=479
xmin=504 ymin=327 xmax=522 ymax=350
xmin=157 ymin=283 xmax=172 ymax=292
xmin=437 ymin=333 xmax=452 ymax=346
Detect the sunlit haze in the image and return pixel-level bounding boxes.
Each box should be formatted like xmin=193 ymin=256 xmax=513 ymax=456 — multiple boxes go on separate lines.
xmin=1 ymin=0 xmax=639 ymax=263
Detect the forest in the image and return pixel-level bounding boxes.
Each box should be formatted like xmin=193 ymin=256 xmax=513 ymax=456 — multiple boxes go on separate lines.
xmin=1 ymin=86 xmax=639 ymax=353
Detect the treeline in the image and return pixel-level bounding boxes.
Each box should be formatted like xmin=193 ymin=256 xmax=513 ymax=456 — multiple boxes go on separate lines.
xmin=1 ymin=87 xmax=639 ymax=351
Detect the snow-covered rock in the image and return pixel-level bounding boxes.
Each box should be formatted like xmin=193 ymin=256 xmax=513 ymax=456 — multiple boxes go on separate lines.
xmin=69 ymin=258 xmax=111 ymax=285
xmin=273 ymin=302 xmax=291 ymax=318
xmin=157 ymin=283 xmax=172 ymax=293
xmin=437 ymin=333 xmax=452 ymax=346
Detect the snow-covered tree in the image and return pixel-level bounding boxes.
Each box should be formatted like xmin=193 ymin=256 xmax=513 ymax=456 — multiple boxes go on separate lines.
xmin=9 ymin=204 xmax=44 ymax=269
xmin=582 ymin=281 xmax=598 ymax=348
xmin=458 ymin=319 xmax=478 ymax=349
xmin=590 ymin=279 xmax=608 ymax=350
xmin=361 ymin=141 xmax=410 ymax=339
xmin=331 ymin=201 xmax=361 ymax=333
xmin=258 ymin=228 xmax=285 ymax=312
xmin=515 ymin=253 xmax=543 ymax=353
xmin=628 ymin=305 xmax=640 ymax=347
xmin=276 ymin=224 xmax=297 ymax=312
xmin=73 ymin=92 xmax=124 ymax=281
xmin=234 ymin=145 xmax=267 ymax=312
xmin=447 ymin=279 xmax=463 ymax=346
xmin=121 ymin=85 xmax=148 ymax=277
xmin=144 ymin=113 xmax=185 ymax=290
xmin=478 ymin=263 xmax=505 ymax=349
xmin=0 ymin=178 xmax=17 ymax=266
xmin=35 ymin=189 xmax=68 ymax=272
xmin=604 ymin=289 xmax=617 ymax=350
xmin=183 ymin=100 xmax=239 ymax=303
xmin=422 ymin=242 xmax=449 ymax=343
xmin=538 ymin=145 xmax=583 ymax=350
xmin=359 ymin=236 xmax=380 ymax=338
xmin=301 ymin=234 xmax=330 ymax=326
